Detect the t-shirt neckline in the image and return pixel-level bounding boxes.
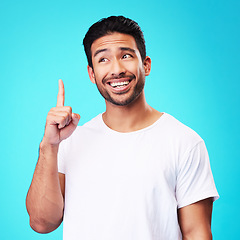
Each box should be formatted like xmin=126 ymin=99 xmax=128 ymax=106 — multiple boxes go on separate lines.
xmin=99 ymin=112 xmax=168 ymax=135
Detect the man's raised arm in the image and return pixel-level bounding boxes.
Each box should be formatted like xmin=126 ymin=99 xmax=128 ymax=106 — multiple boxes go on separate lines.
xmin=26 ymin=80 xmax=80 ymax=233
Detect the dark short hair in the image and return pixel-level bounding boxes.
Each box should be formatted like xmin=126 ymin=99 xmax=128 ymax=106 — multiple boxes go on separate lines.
xmin=83 ymin=16 xmax=146 ymax=68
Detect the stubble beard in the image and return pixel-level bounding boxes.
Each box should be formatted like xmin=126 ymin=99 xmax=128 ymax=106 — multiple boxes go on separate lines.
xmin=95 ymin=75 xmax=145 ymax=106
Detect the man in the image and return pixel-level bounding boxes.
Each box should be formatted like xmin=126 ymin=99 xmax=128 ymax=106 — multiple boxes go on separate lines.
xmin=26 ymin=16 xmax=219 ymax=239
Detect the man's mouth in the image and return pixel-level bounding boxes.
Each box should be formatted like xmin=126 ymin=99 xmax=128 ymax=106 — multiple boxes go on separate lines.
xmin=109 ymin=80 xmax=130 ymax=88
xmin=103 ymin=75 xmax=135 ymax=93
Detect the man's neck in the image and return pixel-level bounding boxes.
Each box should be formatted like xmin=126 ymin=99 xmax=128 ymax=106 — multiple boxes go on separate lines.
xmin=102 ymin=92 xmax=163 ymax=133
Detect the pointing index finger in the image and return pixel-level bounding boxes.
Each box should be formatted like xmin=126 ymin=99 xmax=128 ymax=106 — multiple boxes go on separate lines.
xmin=57 ymin=79 xmax=65 ymax=107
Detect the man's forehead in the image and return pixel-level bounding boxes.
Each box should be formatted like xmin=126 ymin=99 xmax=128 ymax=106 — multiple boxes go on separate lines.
xmin=91 ymin=33 xmax=138 ymax=53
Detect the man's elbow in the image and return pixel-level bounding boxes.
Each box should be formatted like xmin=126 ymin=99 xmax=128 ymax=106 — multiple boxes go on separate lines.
xmin=29 ymin=217 xmax=62 ymax=234
xmin=182 ymin=229 xmax=212 ymax=240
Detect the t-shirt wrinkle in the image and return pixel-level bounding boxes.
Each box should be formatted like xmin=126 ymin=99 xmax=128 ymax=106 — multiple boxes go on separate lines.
xmin=177 ymin=140 xmax=204 ymax=175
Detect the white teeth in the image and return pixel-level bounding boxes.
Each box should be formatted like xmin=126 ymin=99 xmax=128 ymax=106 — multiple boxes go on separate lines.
xmin=110 ymin=81 xmax=129 ymax=87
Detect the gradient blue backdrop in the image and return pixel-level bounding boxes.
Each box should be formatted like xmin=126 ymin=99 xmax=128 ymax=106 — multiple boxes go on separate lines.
xmin=1 ymin=0 xmax=239 ymax=239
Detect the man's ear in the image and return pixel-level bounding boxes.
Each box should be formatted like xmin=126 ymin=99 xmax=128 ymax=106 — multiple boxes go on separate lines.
xmin=87 ymin=65 xmax=96 ymax=84
xmin=143 ymin=56 xmax=151 ymax=76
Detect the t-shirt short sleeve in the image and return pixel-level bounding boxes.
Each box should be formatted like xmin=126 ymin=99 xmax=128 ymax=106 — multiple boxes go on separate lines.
xmin=176 ymin=140 xmax=219 ymax=208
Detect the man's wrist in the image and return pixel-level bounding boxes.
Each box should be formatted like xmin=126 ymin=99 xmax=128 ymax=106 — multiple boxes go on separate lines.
xmin=40 ymin=138 xmax=59 ymax=154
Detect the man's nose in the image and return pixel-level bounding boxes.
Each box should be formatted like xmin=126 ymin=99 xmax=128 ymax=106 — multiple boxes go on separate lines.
xmin=111 ymin=59 xmax=126 ymax=76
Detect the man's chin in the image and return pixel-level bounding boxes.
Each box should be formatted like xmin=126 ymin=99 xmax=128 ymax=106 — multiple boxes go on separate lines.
xmin=106 ymin=92 xmax=142 ymax=107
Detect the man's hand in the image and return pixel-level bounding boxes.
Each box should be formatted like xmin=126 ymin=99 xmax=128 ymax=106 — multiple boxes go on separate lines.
xmin=42 ymin=79 xmax=80 ymax=146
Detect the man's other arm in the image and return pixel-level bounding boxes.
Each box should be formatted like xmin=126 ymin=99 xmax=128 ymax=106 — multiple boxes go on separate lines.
xmin=178 ymin=197 xmax=213 ymax=240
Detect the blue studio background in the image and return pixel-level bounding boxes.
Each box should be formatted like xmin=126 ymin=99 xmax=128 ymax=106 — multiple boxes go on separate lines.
xmin=1 ymin=0 xmax=239 ymax=239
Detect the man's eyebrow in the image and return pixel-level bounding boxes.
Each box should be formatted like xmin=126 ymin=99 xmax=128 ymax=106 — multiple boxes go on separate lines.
xmin=93 ymin=47 xmax=136 ymax=57
xmin=93 ymin=48 xmax=108 ymax=57
xmin=120 ymin=47 xmax=136 ymax=53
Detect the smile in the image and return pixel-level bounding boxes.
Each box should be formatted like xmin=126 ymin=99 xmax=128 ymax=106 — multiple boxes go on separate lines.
xmin=105 ymin=76 xmax=135 ymax=93
xmin=109 ymin=81 xmax=130 ymax=88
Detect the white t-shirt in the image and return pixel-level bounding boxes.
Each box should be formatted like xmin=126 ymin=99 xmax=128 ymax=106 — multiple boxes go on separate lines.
xmin=58 ymin=113 xmax=219 ymax=240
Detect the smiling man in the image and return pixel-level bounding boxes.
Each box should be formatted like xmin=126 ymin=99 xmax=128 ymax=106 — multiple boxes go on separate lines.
xmin=88 ymin=33 xmax=149 ymax=107
xmin=26 ymin=16 xmax=219 ymax=240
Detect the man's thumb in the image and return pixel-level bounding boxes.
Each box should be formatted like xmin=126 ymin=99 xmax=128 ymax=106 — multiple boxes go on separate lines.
xmin=72 ymin=113 xmax=80 ymax=126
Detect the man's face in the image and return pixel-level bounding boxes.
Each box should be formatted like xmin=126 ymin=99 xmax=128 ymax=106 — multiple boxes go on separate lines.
xmin=87 ymin=32 xmax=151 ymax=106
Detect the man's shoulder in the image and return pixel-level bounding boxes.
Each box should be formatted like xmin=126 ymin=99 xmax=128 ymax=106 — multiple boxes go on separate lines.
xmin=62 ymin=114 xmax=103 ymax=144
xmin=81 ymin=114 xmax=103 ymax=129
xmin=71 ymin=113 xmax=104 ymax=137
xmin=160 ymin=113 xmax=203 ymax=146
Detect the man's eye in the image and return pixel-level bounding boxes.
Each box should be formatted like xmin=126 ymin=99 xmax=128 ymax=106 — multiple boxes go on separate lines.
xmin=99 ymin=58 xmax=108 ymax=63
xmin=122 ymin=54 xmax=132 ymax=59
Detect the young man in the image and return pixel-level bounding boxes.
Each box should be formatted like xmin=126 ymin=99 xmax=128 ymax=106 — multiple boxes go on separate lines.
xmin=26 ymin=16 xmax=219 ymax=239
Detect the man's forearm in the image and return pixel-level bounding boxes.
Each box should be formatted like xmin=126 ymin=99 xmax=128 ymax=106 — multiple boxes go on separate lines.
xmin=178 ymin=198 xmax=213 ymax=240
xmin=26 ymin=141 xmax=64 ymax=233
